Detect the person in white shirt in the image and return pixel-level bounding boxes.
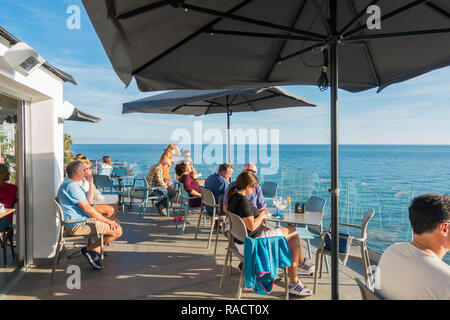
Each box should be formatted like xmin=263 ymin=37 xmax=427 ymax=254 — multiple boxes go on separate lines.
xmin=376 ymin=193 xmax=450 ymax=300
xmin=80 ymin=158 xmax=118 ymax=219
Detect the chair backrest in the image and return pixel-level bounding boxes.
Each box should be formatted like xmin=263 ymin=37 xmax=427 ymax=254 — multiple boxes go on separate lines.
xmin=98 ymin=167 xmax=112 ymax=176
xmin=355 ymin=278 xmax=384 ymax=300
xmin=200 ymin=187 xmax=216 ymax=207
xmin=305 ymin=196 xmax=326 ymax=212
xmin=226 ymin=210 xmax=248 ymax=243
xmin=54 ymin=198 xmax=64 ymax=223
xmin=179 ymin=183 xmax=190 ymax=199
xmin=261 ymin=181 xmax=278 ymax=199
xmin=360 ymin=209 xmax=375 ymax=239
xmin=112 ymin=167 xmax=128 ymax=177
xmin=94 ymin=174 xmax=114 ymax=190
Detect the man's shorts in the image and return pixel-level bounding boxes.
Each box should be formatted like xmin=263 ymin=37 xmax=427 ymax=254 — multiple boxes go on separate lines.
xmin=66 ymin=219 xmax=109 ymax=236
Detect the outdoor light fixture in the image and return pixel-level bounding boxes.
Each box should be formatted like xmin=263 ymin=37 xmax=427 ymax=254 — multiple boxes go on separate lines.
xmin=0 ymin=42 xmax=46 ymax=76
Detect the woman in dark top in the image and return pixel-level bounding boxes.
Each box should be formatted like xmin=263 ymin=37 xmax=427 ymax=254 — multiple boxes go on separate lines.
xmin=226 ymin=171 xmax=314 ymax=296
xmin=175 ymin=162 xmax=202 ymax=208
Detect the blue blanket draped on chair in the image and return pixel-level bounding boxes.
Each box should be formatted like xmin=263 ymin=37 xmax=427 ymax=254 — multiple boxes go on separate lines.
xmin=244 ymin=236 xmax=291 ymax=295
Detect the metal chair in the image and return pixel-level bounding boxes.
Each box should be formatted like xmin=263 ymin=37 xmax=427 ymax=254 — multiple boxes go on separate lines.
xmin=261 ymin=181 xmax=278 ymax=204
xmin=194 ymin=187 xmax=225 ymax=259
xmin=176 ymin=183 xmax=201 ymax=234
xmin=313 ymin=209 xmax=375 ymax=294
xmin=219 ymin=210 xmax=289 ymax=300
xmin=355 ymin=278 xmax=384 ymax=300
xmin=93 ymin=174 xmax=125 ymax=210
xmin=52 ymin=198 xmax=104 ymax=277
xmin=97 ymin=167 xmax=112 ymax=176
xmin=129 ymin=177 xmax=171 ymax=219
xmin=0 ymin=221 xmax=14 ymax=268
xmin=297 ymin=197 xmax=328 ymax=263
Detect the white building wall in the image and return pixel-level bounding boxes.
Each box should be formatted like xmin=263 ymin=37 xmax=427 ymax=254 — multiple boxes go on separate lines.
xmin=0 ymin=38 xmax=66 ymax=260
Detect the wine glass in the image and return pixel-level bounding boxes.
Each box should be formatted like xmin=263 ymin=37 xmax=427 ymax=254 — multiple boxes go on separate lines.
xmin=278 ymin=199 xmax=286 ymax=219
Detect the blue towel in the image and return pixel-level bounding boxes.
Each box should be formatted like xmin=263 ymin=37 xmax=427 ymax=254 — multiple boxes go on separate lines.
xmin=243 ymin=236 xmax=292 ymax=295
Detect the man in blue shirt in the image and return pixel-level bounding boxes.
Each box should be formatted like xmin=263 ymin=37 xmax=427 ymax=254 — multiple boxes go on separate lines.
xmin=204 ymin=163 xmax=234 ymax=214
xmin=57 ymin=160 xmax=122 ymax=270
xmin=223 ymin=163 xmax=266 ymax=212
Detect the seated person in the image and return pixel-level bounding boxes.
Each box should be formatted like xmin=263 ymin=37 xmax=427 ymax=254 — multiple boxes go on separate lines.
xmin=223 ymin=163 xmax=266 ymax=213
xmin=0 ymin=164 xmax=17 ymax=230
xmin=97 ymin=156 xmax=113 ymax=175
xmin=78 ymin=158 xmax=118 ymax=219
xmin=57 ymin=160 xmax=122 ymax=270
xmin=175 ymin=162 xmax=201 ymax=208
xmin=376 ymin=193 xmax=450 ymax=299
xmin=227 ymin=171 xmax=314 ymax=296
xmin=160 ymin=144 xmax=181 ymax=183
xmin=204 ymin=163 xmax=234 ymax=214
xmin=147 ymin=158 xmax=177 ymax=216
xmin=182 ymin=150 xmax=201 ymax=179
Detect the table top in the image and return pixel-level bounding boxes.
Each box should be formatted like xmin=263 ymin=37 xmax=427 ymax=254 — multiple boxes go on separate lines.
xmin=0 ymin=208 xmax=15 ymax=220
xmin=265 ymin=207 xmax=323 ymax=227
xmin=94 ymin=194 xmax=119 ymax=205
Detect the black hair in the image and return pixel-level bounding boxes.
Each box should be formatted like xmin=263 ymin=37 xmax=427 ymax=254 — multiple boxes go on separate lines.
xmin=409 ymin=193 xmax=450 ymax=235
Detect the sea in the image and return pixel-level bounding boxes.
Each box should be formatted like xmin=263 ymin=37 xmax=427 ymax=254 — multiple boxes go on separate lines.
xmin=72 ymin=144 xmax=450 ymax=263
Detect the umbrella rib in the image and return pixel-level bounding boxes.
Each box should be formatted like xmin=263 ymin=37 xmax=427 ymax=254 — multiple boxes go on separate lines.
xmin=229 ymin=93 xmax=279 ymax=108
xmin=339 ymin=0 xmax=381 ymax=35
xmin=346 ymin=0 xmax=381 ymax=87
xmin=115 ymin=0 xmax=172 ymax=20
xmin=343 ymin=0 xmax=432 ymax=39
xmin=183 ymin=3 xmax=326 ymax=41
xmin=132 ymin=0 xmax=255 ymax=76
xmin=425 ymin=2 xmax=450 ymax=19
xmin=345 ymin=28 xmax=450 ymax=42
xmin=263 ymin=0 xmax=309 ymax=81
xmin=278 ymin=42 xmax=327 ymax=64
xmin=206 ymin=29 xmax=323 ymax=43
xmin=311 ymin=0 xmax=332 ymax=36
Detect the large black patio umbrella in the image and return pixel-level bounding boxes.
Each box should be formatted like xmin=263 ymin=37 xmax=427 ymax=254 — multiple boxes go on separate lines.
xmin=122 ymin=87 xmax=315 ymax=162
xmin=82 ymin=0 xmax=450 ymax=299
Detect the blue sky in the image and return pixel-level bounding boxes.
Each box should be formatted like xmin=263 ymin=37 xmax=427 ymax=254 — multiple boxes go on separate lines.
xmin=1 ymin=0 xmax=449 ymax=144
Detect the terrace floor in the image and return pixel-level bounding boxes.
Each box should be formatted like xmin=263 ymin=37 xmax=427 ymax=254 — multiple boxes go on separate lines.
xmin=1 ymin=205 xmax=364 ymax=300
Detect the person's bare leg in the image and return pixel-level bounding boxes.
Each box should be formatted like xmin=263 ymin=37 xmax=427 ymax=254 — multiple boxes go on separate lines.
xmin=280 ymin=225 xmax=303 ymax=284
xmin=87 ymin=225 xmax=122 ymax=254
xmin=95 ymin=204 xmax=118 ymax=219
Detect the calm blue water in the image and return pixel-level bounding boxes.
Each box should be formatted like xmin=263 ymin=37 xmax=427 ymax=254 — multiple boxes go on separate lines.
xmin=72 ymin=144 xmax=450 ymax=263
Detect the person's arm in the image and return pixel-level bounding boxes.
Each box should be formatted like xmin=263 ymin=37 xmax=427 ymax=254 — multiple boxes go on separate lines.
xmin=78 ymin=201 xmax=120 ymax=230
xmin=184 ymin=177 xmax=201 ymax=197
xmin=242 ymin=204 xmax=266 ymax=232
xmin=155 ymin=167 xmax=168 ymax=189
xmin=85 ymin=174 xmax=96 ymax=205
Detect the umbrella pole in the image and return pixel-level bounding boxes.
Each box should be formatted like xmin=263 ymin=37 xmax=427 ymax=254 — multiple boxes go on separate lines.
xmin=330 ymin=0 xmax=340 ymax=301
xmin=226 ymin=105 xmax=231 ymax=164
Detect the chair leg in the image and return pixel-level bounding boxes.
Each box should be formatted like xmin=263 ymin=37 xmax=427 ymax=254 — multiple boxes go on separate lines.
xmin=284 ymin=268 xmax=289 ymax=300
xmin=237 ymin=264 xmax=244 ymax=300
xmin=2 ymin=232 xmax=7 ymax=267
xmin=207 ymin=218 xmax=215 ymax=249
xmin=100 ymin=235 xmax=104 ymax=269
xmin=7 ymin=227 xmax=14 ymax=258
xmin=213 ymin=220 xmax=220 ymax=260
xmin=181 ymin=210 xmax=188 ymax=235
xmin=313 ymin=250 xmax=321 ymax=294
xmin=307 ymin=239 xmax=312 ymax=259
xmin=52 ymin=236 xmax=63 ymax=276
xmin=194 ymin=212 xmax=203 ymax=240
xmin=219 ymin=245 xmax=231 ymax=288
xmin=324 ymin=254 xmax=330 ymax=274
